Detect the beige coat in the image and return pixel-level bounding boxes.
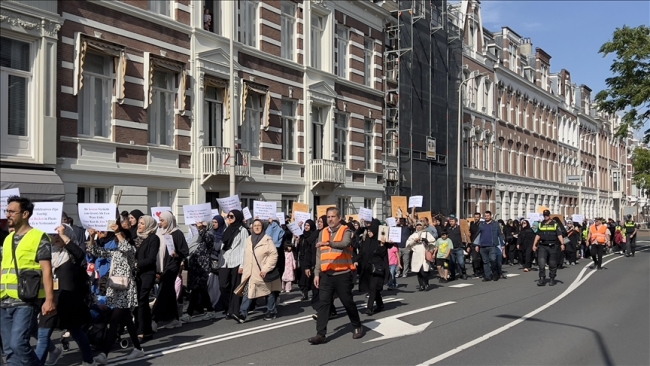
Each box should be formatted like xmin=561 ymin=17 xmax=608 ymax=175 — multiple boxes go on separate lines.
xmin=235 ymin=234 xmax=281 ymax=299
xmin=406 ymin=230 xmax=436 ymax=272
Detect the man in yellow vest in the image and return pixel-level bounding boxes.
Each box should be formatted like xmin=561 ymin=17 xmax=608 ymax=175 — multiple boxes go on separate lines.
xmin=308 ymin=207 xmax=363 ymax=344
xmin=532 ymin=210 xmax=564 ymax=286
xmin=624 ymin=214 xmax=637 ymax=257
xmin=0 ymin=196 xmax=55 ymax=366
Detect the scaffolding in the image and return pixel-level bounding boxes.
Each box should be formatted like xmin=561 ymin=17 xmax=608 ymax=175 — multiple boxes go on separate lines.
xmin=382 ymin=0 xmax=462 ymax=218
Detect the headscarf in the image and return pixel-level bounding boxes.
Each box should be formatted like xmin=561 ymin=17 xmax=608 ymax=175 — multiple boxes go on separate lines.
xmin=159 ymin=211 xmax=179 ymax=235
xmin=222 ymin=210 xmax=244 ymax=252
xmin=129 ymin=209 xmax=145 ymax=239
xmin=318 ymin=215 xmax=327 ymax=232
xmin=301 ymin=219 xmax=318 ymax=240
xmin=137 ymin=215 xmax=158 ymax=239
xmin=368 ymin=219 xmax=380 ymax=240
xmin=52 ymin=224 xmax=76 ymax=270
xmin=212 ymin=215 xmax=226 ymax=244
xmin=250 ymin=219 xmax=266 ymax=247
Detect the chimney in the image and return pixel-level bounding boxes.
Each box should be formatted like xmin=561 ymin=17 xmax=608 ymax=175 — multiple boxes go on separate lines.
xmin=520 ymin=38 xmax=533 ymax=56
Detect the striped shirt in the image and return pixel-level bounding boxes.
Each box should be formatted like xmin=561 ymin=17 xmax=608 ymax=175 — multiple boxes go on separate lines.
xmin=219 ymin=227 xmax=249 ymax=269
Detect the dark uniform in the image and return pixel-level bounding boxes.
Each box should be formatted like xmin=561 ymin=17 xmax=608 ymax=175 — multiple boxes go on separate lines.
xmin=624 ymin=220 xmax=637 ymax=257
xmin=535 ymin=220 xmax=563 ymax=286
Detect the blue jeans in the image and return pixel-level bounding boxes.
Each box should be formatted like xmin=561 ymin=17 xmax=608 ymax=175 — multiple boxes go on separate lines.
xmin=388 ymin=264 xmax=398 ymax=288
xmin=240 ymin=291 xmax=278 ymax=318
xmin=495 ymin=247 xmax=504 ymax=276
xmin=36 ymin=327 xmax=94 ymax=365
xmin=0 ymin=305 xmax=40 ymax=366
xmin=479 ymin=246 xmax=499 ymax=279
xmin=450 ymin=248 xmax=467 ymax=278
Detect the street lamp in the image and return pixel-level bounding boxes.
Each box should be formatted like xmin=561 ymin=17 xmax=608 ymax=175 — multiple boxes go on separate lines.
xmin=456 ymin=71 xmax=488 ymax=217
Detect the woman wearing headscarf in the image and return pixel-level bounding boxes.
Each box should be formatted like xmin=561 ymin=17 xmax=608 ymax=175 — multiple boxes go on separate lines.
xmin=134 ymin=215 xmax=160 ymax=341
xmin=517 ymin=220 xmax=536 ymax=272
xmin=129 ymin=209 xmax=145 ymax=240
xmin=86 ymin=229 xmax=118 ymax=300
xmin=232 ymin=219 xmax=281 ymax=323
xmin=218 ymin=210 xmax=249 ymax=319
xmin=152 ymin=211 xmax=189 ymax=330
xmin=406 ymin=222 xmax=436 ymax=291
xmin=298 ymin=219 xmax=318 ymax=301
xmin=36 ymin=224 xmax=93 ymax=366
xmin=355 ymin=219 xmax=389 ymax=315
xmin=181 ymin=221 xmax=216 ymax=322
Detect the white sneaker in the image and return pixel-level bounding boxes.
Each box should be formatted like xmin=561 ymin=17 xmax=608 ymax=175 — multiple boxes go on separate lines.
xmin=179 ymin=314 xmax=192 ymax=323
xmin=94 ymin=353 xmax=108 ymax=365
xmin=151 ymin=321 xmax=158 ymax=333
xmin=167 ymin=319 xmax=182 ymax=328
xmin=201 ymin=312 xmax=216 ymax=321
xmin=45 ymin=346 xmax=63 ymax=366
xmin=126 ymin=348 xmax=145 ymax=360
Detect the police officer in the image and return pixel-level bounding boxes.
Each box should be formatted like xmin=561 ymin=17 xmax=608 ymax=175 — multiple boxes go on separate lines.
xmin=533 ymin=210 xmax=564 ymax=286
xmin=624 ymin=214 xmax=637 ymax=257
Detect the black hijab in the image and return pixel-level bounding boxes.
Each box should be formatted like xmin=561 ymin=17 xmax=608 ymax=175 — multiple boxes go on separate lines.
xmin=222 ymin=210 xmax=244 ymax=251
xmin=129 ymin=209 xmax=144 ymax=239
xmin=301 ymin=219 xmax=318 ymax=242
xmin=250 ymin=219 xmax=266 ymax=247
xmin=368 ymin=219 xmax=380 ymax=239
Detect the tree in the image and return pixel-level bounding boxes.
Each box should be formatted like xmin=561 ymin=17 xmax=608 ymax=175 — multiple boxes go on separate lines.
xmin=595 ymin=25 xmax=650 ymax=138
xmin=632 ymin=147 xmax=650 ymax=196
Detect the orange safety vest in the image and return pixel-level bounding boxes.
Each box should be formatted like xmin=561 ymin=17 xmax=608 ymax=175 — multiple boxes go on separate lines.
xmin=589 ymin=224 xmax=608 ymax=244
xmin=320 ymin=226 xmax=356 ymax=273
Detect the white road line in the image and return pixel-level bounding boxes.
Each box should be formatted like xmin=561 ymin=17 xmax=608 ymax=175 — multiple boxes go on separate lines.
xmin=506 ymin=273 xmax=520 ymax=277
xmin=279 ymin=298 xmax=303 ymax=305
xmin=109 ymin=298 xmax=404 ymax=365
xmin=448 ymin=283 xmax=473 ymax=288
xmin=416 ymin=247 xmax=649 ymax=365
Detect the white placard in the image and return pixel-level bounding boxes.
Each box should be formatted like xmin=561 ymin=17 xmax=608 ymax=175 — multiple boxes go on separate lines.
xmin=182 ymin=203 xmax=213 ymax=225
xmin=386 ymin=217 xmax=397 ymax=227
xmin=1 ymin=188 xmax=20 ymax=213
xmin=151 ymin=207 xmax=172 ymax=223
xmin=31 ymin=202 xmax=63 ymax=234
xmin=242 ymin=207 xmax=252 ymax=221
xmin=211 ymin=209 xmax=220 ymax=219
xmin=163 ymin=234 xmax=175 ymax=255
xmin=78 ymin=203 xmax=117 ymax=231
xmin=527 ymin=212 xmax=543 ymax=222
xmin=359 ymin=207 xmax=373 ymax=222
xmin=388 ymin=226 xmax=402 ymax=243
xmin=378 ymin=225 xmax=390 ymax=243
xmin=287 ymin=222 xmax=303 ymax=236
xmin=253 ymin=201 xmax=277 ymax=220
xmin=408 ymin=196 xmax=423 ymax=208
xmin=216 ymin=195 xmax=242 ymax=213
xmin=571 ymin=214 xmax=584 ymax=223
xmin=276 ymin=212 xmax=286 ymax=225
xmin=294 ymin=211 xmax=311 ymax=225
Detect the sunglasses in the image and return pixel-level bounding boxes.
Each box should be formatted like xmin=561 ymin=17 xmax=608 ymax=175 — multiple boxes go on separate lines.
xmin=227 ymin=214 xmax=235 ymax=219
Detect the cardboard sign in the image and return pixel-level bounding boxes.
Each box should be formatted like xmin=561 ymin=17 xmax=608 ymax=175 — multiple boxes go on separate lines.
xmin=316 ymin=205 xmax=336 ymax=218
xmin=537 ymin=206 xmax=550 ymax=214
xmin=287 ymin=222 xmax=303 ymax=236
xmin=31 ymin=202 xmax=64 ymax=234
xmin=386 ymin=217 xmax=397 ymax=227
xmin=550 ymin=214 xmax=565 ymax=225
xmin=292 ymin=202 xmax=309 ymax=220
xmin=216 ymin=195 xmax=242 ymax=213
xmin=417 ymin=211 xmax=433 ymax=224
xmin=0 ymin=188 xmax=20 ymax=213
xmin=408 ymin=196 xmax=423 ymax=208
xmin=253 ymin=201 xmax=277 ymax=220
xmin=388 ymin=226 xmax=402 ymax=243
xmin=378 ymin=225 xmax=390 ymax=243
xmin=359 ymin=207 xmax=373 ymax=222
xmin=276 ymin=212 xmax=286 ymax=225
xmin=151 ymin=207 xmax=172 ymax=223
xmin=182 ymin=203 xmax=213 ymax=225
xmin=294 ymin=211 xmax=311 ymax=225
xmin=243 ymin=207 xmax=252 ymax=221
xmin=78 ymin=203 xmax=117 ymax=231
xmin=459 ymin=219 xmax=471 ymax=244
xmin=391 ymin=196 xmax=408 ymax=218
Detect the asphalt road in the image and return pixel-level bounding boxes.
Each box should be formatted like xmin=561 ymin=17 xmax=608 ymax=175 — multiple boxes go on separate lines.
xmin=57 ymin=235 xmax=650 ymax=366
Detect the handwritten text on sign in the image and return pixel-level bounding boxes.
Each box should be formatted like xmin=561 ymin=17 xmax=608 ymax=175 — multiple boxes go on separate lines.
xmin=151 ymin=207 xmax=172 ymax=223
xmin=0 ymin=188 xmax=20 ymax=213
xmin=182 ymin=203 xmax=213 ymax=225
xmin=253 ymin=201 xmax=277 ymax=220
xmin=78 ymin=203 xmax=117 ymax=231
xmin=31 ymin=202 xmax=64 ymax=234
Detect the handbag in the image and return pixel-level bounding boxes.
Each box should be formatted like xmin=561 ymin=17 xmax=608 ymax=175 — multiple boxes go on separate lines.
xmin=11 ymin=240 xmax=41 ymax=302
xmin=371 ymin=263 xmax=385 ymax=276
xmin=107 ymin=257 xmax=130 ymax=291
xmin=252 ymin=244 xmax=281 ymax=283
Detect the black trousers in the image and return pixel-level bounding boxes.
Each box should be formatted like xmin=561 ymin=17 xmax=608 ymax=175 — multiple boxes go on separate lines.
xmin=135 ymin=272 xmax=155 ymax=335
xmin=522 ymin=245 xmax=534 ymax=269
xmin=218 ymin=266 xmax=242 ymax=316
xmin=537 ymin=245 xmax=558 ymax=279
xmin=470 ymin=245 xmax=483 ymax=276
xmin=187 ymin=287 xmax=214 ymax=316
xmin=416 ymin=266 xmax=429 ymax=288
xmin=626 ymin=236 xmax=636 ymax=255
xmin=152 ymin=270 xmax=179 ymax=323
xmin=102 ymin=308 xmax=141 ymax=355
xmin=366 ymin=275 xmax=384 ymax=310
xmin=316 ymin=272 xmax=361 ymax=337
xmin=591 ymin=244 xmax=605 ymax=268
xmin=565 ymin=250 xmax=577 ymax=264
xmin=507 ymin=242 xmax=517 ymax=264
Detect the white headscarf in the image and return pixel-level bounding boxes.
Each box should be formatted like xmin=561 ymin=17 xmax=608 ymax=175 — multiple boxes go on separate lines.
xmin=158 ymin=211 xmax=179 ymax=235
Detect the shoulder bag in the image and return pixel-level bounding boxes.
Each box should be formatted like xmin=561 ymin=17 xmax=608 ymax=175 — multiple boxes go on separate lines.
xmin=11 ymin=240 xmax=41 ymax=302
xmin=107 ymin=255 xmax=130 ymax=291
xmin=252 ymin=243 xmax=281 ymax=283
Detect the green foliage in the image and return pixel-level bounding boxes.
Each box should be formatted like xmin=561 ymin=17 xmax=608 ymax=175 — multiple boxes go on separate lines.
xmin=632 ymin=147 xmax=650 ymax=194
xmin=595 ymin=25 xmax=650 ymax=138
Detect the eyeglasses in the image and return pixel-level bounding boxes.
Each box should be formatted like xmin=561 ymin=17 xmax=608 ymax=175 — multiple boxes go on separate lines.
xmin=4 ymin=210 xmax=22 ymax=216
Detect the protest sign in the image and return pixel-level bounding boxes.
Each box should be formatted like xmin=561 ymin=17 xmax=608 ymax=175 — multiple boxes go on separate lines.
xmin=287 ymin=222 xmax=303 ymax=236
xmin=571 ymin=214 xmax=584 ymax=223
xmin=182 ymin=203 xmax=212 ymax=225
xmin=391 ymin=196 xmax=408 ymax=218
xmin=294 ymin=211 xmax=311 ymax=225
xmin=151 ymin=207 xmax=172 ymax=223
xmin=0 ymin=188 xmax=20 ymax=213
xmin=359 ymin=207 xmax=373 ymax=222
xmin=216 ymin=195 xmax=242 ymax=213
xmin=78 ymin=203 xmax=117 ymax=231
xmin=31 ymin=202 xmax=63 ymax=234
xmin=163 ymin=234 xmax=175 ymax=255
xmin=276 ymin=212 xmax=286 ymax=225
xmin=243 ymin=207 xmax=252 ymax=221
xmin=388 ymin=227 xmax=402 ymax=243
xmin=385 ymin=217 xmax=397 ymax=227
xmin=316 ymin=205 xmax=336 ymax=218
xmin=253 ymin=201 xmax=277 ymax=220
xmin=378 ymin=225 xmax=390 ymax=243
xmin=292 ymin=202 xmax=309 ymax=220
xmin=408 ymin=196 xmax=423 ymax=208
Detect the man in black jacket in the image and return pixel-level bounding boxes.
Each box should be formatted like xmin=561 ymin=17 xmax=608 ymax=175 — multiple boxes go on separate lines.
xmin=469 ymin=212 xmax=483 ymax=278
xmin=447 ymin=217 xmax=468 ymax=280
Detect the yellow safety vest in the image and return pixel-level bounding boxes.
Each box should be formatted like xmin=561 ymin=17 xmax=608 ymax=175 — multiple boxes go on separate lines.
xmin=1 ymin=229 xmax=47 ymax=300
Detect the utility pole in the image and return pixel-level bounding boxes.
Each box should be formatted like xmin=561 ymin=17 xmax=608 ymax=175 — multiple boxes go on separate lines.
xmin=229 ymin=3 xmax=236 ymax=197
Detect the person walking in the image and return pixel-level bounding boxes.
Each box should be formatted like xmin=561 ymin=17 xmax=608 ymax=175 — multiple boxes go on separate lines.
xmin=469 ymin=212 xmax=483 ymax=278
xmin=517 ymin=220 xmax=536 ymax=272
xmin=355 ymin=219 xmax=389 ymax=316
xmin=297 ymin=219 xmax=318 ymax=300
xmin=308 ymin=207 xmax=363 ymax=344
xmin=181 ymin=222 xmax=216 ymax=322
xmin=588 ymin=218 xmax=610 ymax=270
xmin=134 ymin=215 xmax=159 ymax=341
xmin=406 ymin=222 xmax=436 ymax=291
xmin=475 ymin=211 xmax=505 ymax=282
xmin=396 ymin=218 xmax=412 ymax=277
xmin=532 ymin=210 xmax=564 ymax=286
xmin=1 ymin=196 xmax=56 ymax=366
xmin=219 ymin=210 xmax=249 ymax=319
xmin=446 ymin=217 xmax=468 ymax=280
xmin=624 ymin=215 xmax=637 ymax=257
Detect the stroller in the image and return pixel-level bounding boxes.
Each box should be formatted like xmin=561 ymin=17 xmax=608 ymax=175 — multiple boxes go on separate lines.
xmin=61 ymin=304 xmax=130 ymax=351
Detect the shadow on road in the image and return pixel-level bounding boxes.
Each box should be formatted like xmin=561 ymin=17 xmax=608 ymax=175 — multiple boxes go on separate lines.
xmin=496 ymin=314 xmax=614 ymax=366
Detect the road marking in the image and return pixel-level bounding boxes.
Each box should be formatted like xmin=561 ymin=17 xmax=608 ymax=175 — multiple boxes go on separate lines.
xmin=416 ymin=247 xmax=649 ymax=365
xmin=448 ymin=283 xmax=473 ymax=288
xmin=279 ymin=298 xmax=303 ymax=305
xmin=108 ymin=298 xmax=404 ymax=365
xmin=506 ymin=273 xmax=520 ymax=278
xmin=364 ymin=301 xmax=455 ymax=343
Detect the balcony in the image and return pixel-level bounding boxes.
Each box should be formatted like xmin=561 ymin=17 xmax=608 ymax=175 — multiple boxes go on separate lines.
xmin=201 ymin=146 xmax=250 ymax=183
xmin=311 ymin=159 xmax=346 ymax=187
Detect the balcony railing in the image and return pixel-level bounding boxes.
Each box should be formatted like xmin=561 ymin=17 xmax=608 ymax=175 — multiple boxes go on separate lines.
xmin=201 ymin=146 xmax=250 ymax=182
xmin=311 ymin=159 xmax=346 ymax=185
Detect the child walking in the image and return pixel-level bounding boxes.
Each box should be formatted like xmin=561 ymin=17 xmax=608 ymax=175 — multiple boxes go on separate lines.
xmin=282 ymin=244 xmax=296 ymax=293
xmin=434 ymin=231 xmax=452 ymax=283
xmin=388 ymin=244 xmax=401 ymax=289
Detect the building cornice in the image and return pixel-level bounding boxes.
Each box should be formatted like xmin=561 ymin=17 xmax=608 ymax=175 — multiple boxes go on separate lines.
xmin=494 ymin=64 xmax=562 ymax=105
xmin=91 ymin=0 xmax=192 ymax=35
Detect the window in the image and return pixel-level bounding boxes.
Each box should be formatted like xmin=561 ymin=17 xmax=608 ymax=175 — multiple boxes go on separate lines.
xmin=509 ymin=43 xmax=517 ymax=71
xmin=495 ymin=146 xmax=501 ymax=172
xmin=281 ymin=100 xmax=296 ymax=161
xmin=335 ymin=25 xmax=348 ymax=78
xmin=337 ymin=197 xmax=349 ymax=217
xmin=310 ymin=14 xmax=324 ymax=68
xmin=149 ymin=0 xmax=170 ymax=17
xmin=312 ymin=106 xmax=324 ymax=160
xmin=281 ymin=196 xmax=297 ymax=217
xmin=239 ymin=0 xmax=257 ymax=47
xmin=77 ymin=187 xmax=110 ymax=204
xmin=364 ymin=38 xmax=373 ymax=86
xmin=482 ymin=80 xmax=490 ymax=113
xmin=243 ymin=93 xmax=263 ymax=157
xmin=148 ymin=190 xmax=173 ymax=208
xmin=364 ymin=198 xmax=374 ymax=212
xmin=0 ymin=37 xmax=30 ymax=141
xmin=204 ymin=86 xmax=223 ymax=147
xmin=364 ymin=119 xmax=374 ymax=170
xmin=462 ymin=138 xmax=469 ymax=167
xmin=204 ymin=0 xmax=221 ymax=34
xmin=149 ymin=70 xmax=175 ymax=146
xmin=386 ymin=130 xmax=397 ymax=157
xmin=281 ymin=2 xmax=295 ymax=60
xmin=334 ymin=113 xmax=347 ymax=164
xmin=78 ymin=53 xmax=112 ymax=137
